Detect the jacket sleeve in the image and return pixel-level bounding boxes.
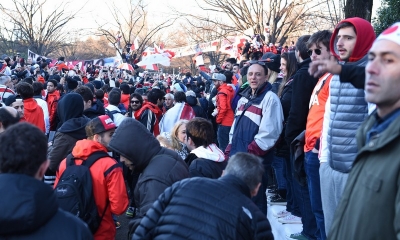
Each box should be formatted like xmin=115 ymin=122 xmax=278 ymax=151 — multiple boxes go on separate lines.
xmin=139 ymin=109 xmax=156 ymax=133
xmin=285 ymin=73 xmax=316 ymax=146
xmin=339 ymin=65 xmax=365 ymax=89
xmin=216 ymin=92 xmax=229 ymax=124
xmin=199 ymin=71 xmax=211 ymax=82
xmin=105 ymin=163 xmax=129 ymax=215
xmin=136 ymin=178 xmax=170 ymax=217
xmin=48 ymin=132 xmax=70 ymax=172
xmin=248 ymin=94 xmax=283 ymax=155
xmin=49 ymin=100 xmax=58 ymax=131
xmin=133 ymin=184 xmax=176 ymax=240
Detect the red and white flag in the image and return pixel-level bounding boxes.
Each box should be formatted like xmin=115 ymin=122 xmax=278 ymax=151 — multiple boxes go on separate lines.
xmin=130 ymin=37 xmax=140 ymax=51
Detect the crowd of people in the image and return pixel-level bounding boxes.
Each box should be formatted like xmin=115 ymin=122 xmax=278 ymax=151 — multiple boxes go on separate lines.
xmin=0 ymin=18 xmax=400 ymax=240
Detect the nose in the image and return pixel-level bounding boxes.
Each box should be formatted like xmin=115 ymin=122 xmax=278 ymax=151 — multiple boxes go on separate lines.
xmin=336 ymin=36 xmax=343 ymax=47
xmin=366 ymin=58 xmax=379 ymax=76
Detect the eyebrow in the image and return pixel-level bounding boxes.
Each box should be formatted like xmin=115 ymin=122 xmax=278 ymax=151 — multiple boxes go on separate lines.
xmin=369 ymin=51 xmax=400 ymax=58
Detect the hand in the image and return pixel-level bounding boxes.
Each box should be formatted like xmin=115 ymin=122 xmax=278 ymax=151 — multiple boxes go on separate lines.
xmin=308 ymin=55 xmax=342 ymax=78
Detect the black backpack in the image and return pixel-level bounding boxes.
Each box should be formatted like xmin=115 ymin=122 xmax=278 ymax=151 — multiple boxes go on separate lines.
xmin=54 ymin=151 xmax=110 ymax=233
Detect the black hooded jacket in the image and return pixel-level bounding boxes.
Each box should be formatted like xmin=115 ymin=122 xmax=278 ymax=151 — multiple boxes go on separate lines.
xmin=48 ymin=93 xmax=90 ymax=172
xmin=83 ymin=99 xmax=106 ymax=119
xmin=108 ymin=118 xmax=189 ymax=234
xmin=0 ymin=174 xmax=92 ymax=240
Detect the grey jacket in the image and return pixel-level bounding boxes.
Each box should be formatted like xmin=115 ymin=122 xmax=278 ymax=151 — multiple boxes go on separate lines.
xmin=329 ymin=111 xmax=400 ymax=239
xmin=321 ymin=55 xmax=369 ymax=173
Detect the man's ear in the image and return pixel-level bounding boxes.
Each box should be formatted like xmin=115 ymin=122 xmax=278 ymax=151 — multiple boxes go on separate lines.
xmin=250 ymin=182 xmax=262 ymax=197
xmin=35 ymin=160 xmax=50 ymax=180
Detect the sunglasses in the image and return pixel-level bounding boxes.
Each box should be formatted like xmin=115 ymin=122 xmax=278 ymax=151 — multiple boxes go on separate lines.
xmin=307 ymin=49 xmax=322 ymax=56
xmin=131 ymin=100 xmax=140 ymax=104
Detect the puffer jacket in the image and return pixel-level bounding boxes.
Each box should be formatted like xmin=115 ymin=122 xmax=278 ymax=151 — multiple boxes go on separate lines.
xmin=55 ymin=140 xmax=128 ymax=240
xmin=108 ymin=118 xmax=189 ymax=234
xmin=133 ymin=175 xmax=273 ymax=240
xmin=0 ymin=174 xmax=92 ymax=240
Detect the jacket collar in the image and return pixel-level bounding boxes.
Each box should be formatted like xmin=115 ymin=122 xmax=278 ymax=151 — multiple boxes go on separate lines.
xmin=218 ymin=174 xmax=251 ymax=198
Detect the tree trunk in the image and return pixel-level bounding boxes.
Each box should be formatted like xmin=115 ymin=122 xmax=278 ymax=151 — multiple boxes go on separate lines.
xmin=344 ymin=0 xmax=373 ymax=22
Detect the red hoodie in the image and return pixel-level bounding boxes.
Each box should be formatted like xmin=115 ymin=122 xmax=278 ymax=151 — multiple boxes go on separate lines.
xmin=23 ymin=98 xmax=45 ymax=132
xmin=55 ymin=140 xmax=128 ymax=240
xmin=120 ymin=93 xmax=130 ymax=110
xmin=330 ymin=17 xmax=376 ymax=62
xmin=46 ymin=91 xmax=60 ymax=131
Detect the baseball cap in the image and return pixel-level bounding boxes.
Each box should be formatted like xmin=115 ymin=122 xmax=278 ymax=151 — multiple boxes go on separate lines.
xmin=211 ymin=73 xmax=226 ymax=82
xmin=89 ymin=115 xmax=116 ymax=136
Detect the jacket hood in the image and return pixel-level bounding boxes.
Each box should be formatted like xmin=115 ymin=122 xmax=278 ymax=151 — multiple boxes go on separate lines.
xmin=330 ymin=17 xmax=376 ymax=62
xmin=58 ymin=116 xmax=90 ymax=139
xmin=0 ymin=174 xmax=58 ymax=235
xmin=108 ymin=118 xmax=162 ymax=172
xmin=57 ymin=93 xmax=84 ymax=125
xmin=83 ymin=99 xmax=105 ymax=119
xmin=71 ymin=139 xmax=108 ymax=159
xmin=23 ymin=98 xmax=40 ymax=113
xmin=218 ymin=83 xmax=236 ymax=94
xmin=191 ymin=143 xmax=225 ymax=162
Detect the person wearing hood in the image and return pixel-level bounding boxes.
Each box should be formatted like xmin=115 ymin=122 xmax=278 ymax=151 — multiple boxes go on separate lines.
xmin=45 ymin=79 xmax=60 ymax=131
xmin=108 ymin=118 xmax=189 ymax=236
xmin=315 ymin=18 xmax=376 ymax=235
xmin=185 ymin=90 xmax=206 ymax=118
xmin=134 ymin=88 xmax=164 ymax=136
xmin=159 ymin=91 xmax=195 ymax=133
xmin=46 ymin=93 xmax=90 ymax=185
xmin=0 ymin=123 xmax=92 ymax=240
xmin=212 ymin=72 xmax=235 ymax=152
xmin=16 ymin=82 xmax=45 ymax=132
xmin=184 ymin=118 xmax=226 ymax=178
xmin=225 ymin=62 xmax=284 ymax=215
xmin=75 ymin=86 xmax=105 ymax=119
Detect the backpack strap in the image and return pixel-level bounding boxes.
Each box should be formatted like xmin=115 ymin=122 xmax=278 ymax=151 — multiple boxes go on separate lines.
xmin=66 ymin=153 xmax=76 ymax=166
xmin=82 ymin=151 xmax=111 ymax=168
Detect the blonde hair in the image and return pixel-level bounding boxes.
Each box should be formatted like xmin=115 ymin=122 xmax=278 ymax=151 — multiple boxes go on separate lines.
xmin=267 ymin=71 xmax=279 ymax=84
xmin=156 ymin=134 xmax=173 ymax=149
xmin=170 ymin=120 xmax=189 ymax=151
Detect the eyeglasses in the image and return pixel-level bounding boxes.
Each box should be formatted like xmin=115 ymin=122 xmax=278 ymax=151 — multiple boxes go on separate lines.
xmin=307 ymin=49 xmax=322 ymax=56
xmin=131 ymin=100 xmax=140 ymax=104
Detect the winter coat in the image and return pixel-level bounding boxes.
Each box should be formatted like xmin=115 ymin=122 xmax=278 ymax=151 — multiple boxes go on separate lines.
xmin=83 ymin=100 xmax=105 ymax=119
xmin=284 ymin=58 xmax=319 ymax=147
xmin=121 ymin=93 xmax=130 ymax=110
xmin=216 ymin=83 xmax=235 ymax=126
xmin=34 ymin=95 xmax=50 ymax=134
xmin=46 ymin=91 xmax=60 ymax=131
xmin=133 ymin=174 xmax=273 ymax=240
xmin=186 ymin=96 xmax=207 ymax=119
xmin=185 ymin=143 xmax=226 ymax=179
xmin=108 ymin=118 xmax=189 ymax=233
xmin=134 ymin=102 xmax=163 ymax=136
xmin=23 ymin=98 xmax=45 ymax=132
xmin=55 ymin=140 xmax=129 ymax=240
xmin=329 ymin=110 xmax=400 ymax=240
xmin=228 ymin=83 xmax=283 ymax=158
xmin=0 ymin=174 xmax=92 ymax=240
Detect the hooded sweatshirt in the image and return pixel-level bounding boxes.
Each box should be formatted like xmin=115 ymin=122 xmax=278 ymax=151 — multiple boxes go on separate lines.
xmin=185 ymin=143 xmax=227 ymax=179
xmin=320 ymin=17 xmax=375 ymax=172
xmin=23 ymin=98 xmax=45 ymax=132
xmin=48 ymin=93 xmax=90 ymax=172
xmin=0 ymin=174 xmax=92 ymax=239
xmin=108 ymin=118 xmax=189 ymax=231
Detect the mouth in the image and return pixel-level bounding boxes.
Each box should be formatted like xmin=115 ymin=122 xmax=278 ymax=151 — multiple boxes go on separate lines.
xmin=366 ymin=81 xmax=379 ymax=90
xmin=338 ymin=49 xmax=346 ymax=55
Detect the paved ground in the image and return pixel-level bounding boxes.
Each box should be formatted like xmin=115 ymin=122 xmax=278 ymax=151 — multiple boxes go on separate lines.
xmin=115 ymin=213 xmax=131 ymax=240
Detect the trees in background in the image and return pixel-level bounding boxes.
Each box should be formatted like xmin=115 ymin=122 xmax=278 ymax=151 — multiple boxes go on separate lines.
xmin=373 ymin=0 xmax=400 ymax=35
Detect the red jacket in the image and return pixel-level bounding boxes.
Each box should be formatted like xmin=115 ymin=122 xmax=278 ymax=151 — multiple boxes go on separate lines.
xmin=23 ymin=98 xmax=45 ymax=132
xmin=216 ymin=83 xmax=235 ymax=126
xmin=134 ymin=102 xmax=163 ymax=136
xmin=120 ymin=93 xmax=130 ymax=110
xmin=54 ymin=140 xmax=129 ymax=240
xmin=46 ymin=91 xmax=60 ymax=131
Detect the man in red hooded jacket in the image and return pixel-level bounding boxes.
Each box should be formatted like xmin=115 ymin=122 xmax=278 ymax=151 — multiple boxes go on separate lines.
xmin=134 ymin=88 xmax=164 ymax=136
xmin=54 ymin=115 xmax=129 ymax=240
xmin=16 ymin=82 xmax=45 ymax=132
xmin=46 ymin=79 xmax=60 ymax=131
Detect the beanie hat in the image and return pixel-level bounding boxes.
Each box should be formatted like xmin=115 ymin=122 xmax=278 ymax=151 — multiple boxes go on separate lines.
xmin=85 ymin=83 xmax=95 ymax=94
xmin=120 ymin=83 xmax=130 ymax=94
xmin=58 ymin=57 xmax=65 ymax=62
xmin=66 ymin=77 xmax=78 ymax=90
xmin=88 ymin=115 xmax=116 ymax=136
xmin=261 ymin=53 xmax=281 ymax=73
xmin=4 ymin=95 xmax=17 ymax=106
xmin=376 ymin=22 xmax=400 ymax=47
xmin=173 ymin=83 xmax=184 ymax=92
xmin=185 ymin=90 xmax=196 ymax=98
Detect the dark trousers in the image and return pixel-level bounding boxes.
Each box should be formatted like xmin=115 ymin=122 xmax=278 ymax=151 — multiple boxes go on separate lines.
xmin=283 ymin=155 xmax=300 ymax=216
xmin=305 ymin=151 xmax=326 ymax=240
xmin=217 ymin=125 xmax=231 ymax=152
xmin=252 ymin=150 xmax=274 ymax=215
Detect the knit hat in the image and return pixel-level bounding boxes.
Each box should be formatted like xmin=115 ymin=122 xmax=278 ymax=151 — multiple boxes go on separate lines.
xmin=261 ymin=53 xmax=281 ymax=73
xmin=376 ymin=22 xmax=400 ymax=47
xmin=88 ymin=115 xmax=116 ymax=136
xmin=66 ymin=77 xmax=78 ymax=90
xmin=85 ymin=83 xmax=95 ymax=94
xmin=58 ymin=57 xmax=65 ymax=62
xmin=185 ymin=90 xmax=196 ymax=98
xmin=4 ymin=95 xmax=17 ymax=106
xmin=211 ymin=73 xmax=226 ymax=82
xmin=173 ymin=83 xmax=184 ymax=92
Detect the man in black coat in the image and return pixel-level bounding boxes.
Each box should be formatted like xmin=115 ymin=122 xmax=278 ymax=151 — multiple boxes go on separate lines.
xmin=0 ymin=123 xmax=92 ymax=240
xmin=133 ymin=152 xmax=273 ymax=240
xmin=108 ymin=118 xmax=189 ymax=236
